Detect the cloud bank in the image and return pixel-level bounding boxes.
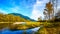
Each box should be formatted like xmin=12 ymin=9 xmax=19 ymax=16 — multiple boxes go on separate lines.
xmin=31 ymin=0 xmax=49 ymax=20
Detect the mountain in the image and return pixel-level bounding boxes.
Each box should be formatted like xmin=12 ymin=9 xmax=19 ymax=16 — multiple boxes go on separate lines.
xmin=8 ymin=13 xmax=35 ymax=21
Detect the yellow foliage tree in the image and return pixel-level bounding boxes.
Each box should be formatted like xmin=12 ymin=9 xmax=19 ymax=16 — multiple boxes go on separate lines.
xmin=45 ymin=2 xmax=53 ymax=20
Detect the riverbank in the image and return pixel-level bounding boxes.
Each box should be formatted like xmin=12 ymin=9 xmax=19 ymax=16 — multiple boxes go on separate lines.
xmin=36 ymin=22 xmax=60 ymax=34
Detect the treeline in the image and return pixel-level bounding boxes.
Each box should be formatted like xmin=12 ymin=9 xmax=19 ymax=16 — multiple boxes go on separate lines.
xmin=0 ymin=14 xmax=30 ymax=22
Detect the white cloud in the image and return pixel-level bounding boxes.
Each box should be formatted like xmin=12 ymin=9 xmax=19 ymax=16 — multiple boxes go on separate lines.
xmin=31 ymin=9 xmax=42 ymax=20
xmin=10 ymin=6 xmax=20 ymax=13
xmin=0 ymin=9 xmax=8 ymax=14
xmin=31 ymin=0 xmax=49 ymax=20
xmin=57 ymin=5 xmax=60 ymax=9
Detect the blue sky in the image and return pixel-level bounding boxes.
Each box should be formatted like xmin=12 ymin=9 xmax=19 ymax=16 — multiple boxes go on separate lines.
xmin=0 ymin=0 xmax=49 ymax=20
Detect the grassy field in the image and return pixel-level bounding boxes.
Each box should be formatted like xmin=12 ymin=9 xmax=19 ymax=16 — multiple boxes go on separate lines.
xmin=0 ymin=22 xmax=60 ymax=34
xmin=0 ymin=22 xmax=41 ymax=30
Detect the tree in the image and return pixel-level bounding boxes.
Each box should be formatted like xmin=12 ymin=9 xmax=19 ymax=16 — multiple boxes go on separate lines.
xmin=43 ymin=9 xmax=48 ymax=20
xmin=55 ymin=9 xmax=60 ymax=20
xmin=38 ymin=16 xmax=42 ymax=22
xmin=45 ymin=2 xmax=53 ymax=20
xmin=56 ymin=9 xmax=60 ymax=17
xmin=52 ymin=9 xmax=60 ymax=22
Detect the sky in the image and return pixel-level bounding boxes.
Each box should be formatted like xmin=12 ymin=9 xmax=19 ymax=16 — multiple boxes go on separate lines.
xmin=0 ymin=0 xmax=60 ymax=20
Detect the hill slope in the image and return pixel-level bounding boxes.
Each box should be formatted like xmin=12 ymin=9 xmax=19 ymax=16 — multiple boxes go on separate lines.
xmin=8 ymin=13 xmax=35 ymax=21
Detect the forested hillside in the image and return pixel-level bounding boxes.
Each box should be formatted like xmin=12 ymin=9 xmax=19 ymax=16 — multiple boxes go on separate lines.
xmin=0 ymin=14 xmax=30 ymax=22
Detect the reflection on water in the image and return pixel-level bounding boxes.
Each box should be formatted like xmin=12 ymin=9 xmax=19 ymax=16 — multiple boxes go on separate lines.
xmin=1 ymin=27 xmax=40 ymax=34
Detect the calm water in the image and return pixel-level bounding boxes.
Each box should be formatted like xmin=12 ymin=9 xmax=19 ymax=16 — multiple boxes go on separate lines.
xmin=0 ymin=27 xmax=40 ymax=34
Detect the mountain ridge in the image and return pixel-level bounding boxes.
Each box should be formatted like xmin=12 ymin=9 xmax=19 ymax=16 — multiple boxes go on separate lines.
xmin=8 ymin=13 xmax=35 ymax=21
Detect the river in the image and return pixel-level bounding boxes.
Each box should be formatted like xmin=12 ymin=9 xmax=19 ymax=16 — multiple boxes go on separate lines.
xmin=0 ymin=27 xmax=40 ymax=34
